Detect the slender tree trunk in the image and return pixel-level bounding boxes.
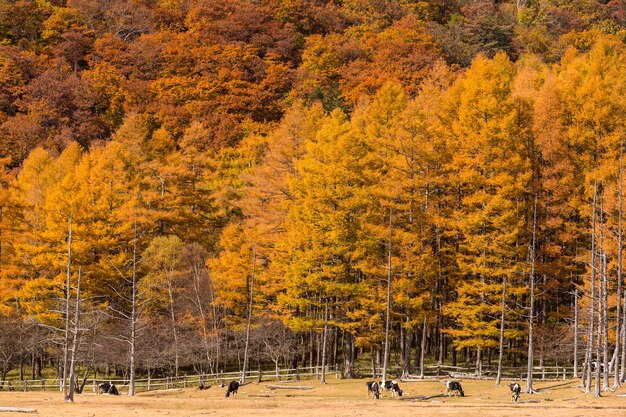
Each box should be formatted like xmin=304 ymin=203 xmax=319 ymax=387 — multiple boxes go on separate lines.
xmin=320 ymin=299 xmax=329 ymax=384
xmin=167 ymin=278 xmax=179 ymax=378
xmin=192 ymin=255 xmax=211 ymax=369
xmin=496 ymin=276 xmax=507 ymax=386
xmin=382 ymin=208 xmax=392 ymax=383
xmin=62 ymin=217 xmax=72 ymax=399
xmin=208 ymin=277 xmax=220 ymax=374
xmin=585 ymin=184 xmax=598 ymax=393
xmin=622 ymin=287 xmax=626 ymax=382
xmin=476 ymin=345 xmax=482 ymax=377
xmin=574 ymin=288 xmax=579 ymax=379
xmin=241 ymin=244 xmax=256 ymax=383
xmin=419 ymin=316 xmax=426 ymax=379
xmin=616 ymin=142 xmax=624 ymax=386
xmin=598 ymin=196 xmax=609 ymax=390
xmin=129 ymin=223 xmax=138 ymax=396
xmin=526 ymin=195 xmax=537 ymax=393
xmin=402 ymin=317 xmax=412 ymax=379
xmin=602 ymin=253 xmax=610 ymax=390
xmin=66 ymin=269 xmax=81 ymax=403
xmin=343 ymin=331 xmax=355 ymax=379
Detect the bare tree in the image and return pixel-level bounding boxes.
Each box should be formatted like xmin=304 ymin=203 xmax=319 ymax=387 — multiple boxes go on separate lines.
xmin=419 ymin=316 xmax=426 ymax=379
xmin=241 ymin=244 xmax=256 ymax=383
xmin=574 ymin=287 xmax=579 ymax=378
xmin=382 ymin=208 xmax=392 ymax=383
xmin=526 ymin=195 xmax=537 ymax=393
xmin=320 ymin=299 xmax=329 ymax=384
xmin=62 ymin=217 xmax=72 ymax=400
xmin=185 ymin=244 xmax=213 ymax=372
xmin=616 ymin=140 xmax=624 ymax=386
xmin=584 ymin=183 xmax=597 ymax=394
xmin=66 ymin=269 xmax=82 ymax=403
xmin=129 ymin=224 xmax=138 ymax=396
xmin=495 ymin=276 xmax=506 ymax=386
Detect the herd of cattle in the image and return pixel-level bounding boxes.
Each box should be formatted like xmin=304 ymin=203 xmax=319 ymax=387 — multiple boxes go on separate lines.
xmin=97 ymin=379 xmax=524 ymax=402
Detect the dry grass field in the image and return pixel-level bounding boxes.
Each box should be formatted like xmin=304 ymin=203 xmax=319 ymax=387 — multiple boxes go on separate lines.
xmin=1 ymin=378 xmax=626 ymax=417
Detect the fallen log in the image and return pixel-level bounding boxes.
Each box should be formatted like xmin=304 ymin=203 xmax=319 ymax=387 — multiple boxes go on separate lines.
xmin=534 ymin=381 xmax=576 ymax=392
xmin=399 ymin=393 xmax=446 ymax=402
xmin=266 ymin=385 xmax=312 ymax=390
xmin=0 ymin=407 xmax=37 ymax=413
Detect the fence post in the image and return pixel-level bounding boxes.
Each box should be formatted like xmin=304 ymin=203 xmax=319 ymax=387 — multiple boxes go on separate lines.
xmin=41 ymin=379 xmax=45 ymax=392
xmin=23 ymin=380 xmax=27 ymax=392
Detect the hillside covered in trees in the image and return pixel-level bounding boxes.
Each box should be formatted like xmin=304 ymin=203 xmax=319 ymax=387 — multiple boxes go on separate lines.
xmin=1 ymin=0 xmax=626 ymax=398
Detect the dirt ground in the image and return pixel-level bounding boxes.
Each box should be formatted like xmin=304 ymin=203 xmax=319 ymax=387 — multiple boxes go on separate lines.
xmin=1 ymin=378 xmax=625 ymax=417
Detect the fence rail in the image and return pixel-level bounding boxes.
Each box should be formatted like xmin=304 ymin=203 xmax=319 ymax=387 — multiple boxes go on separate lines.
xmin=0 ymin=363 xmax=587 ymax=393
xmin=0 ymin=365 xmax=337 ymax=393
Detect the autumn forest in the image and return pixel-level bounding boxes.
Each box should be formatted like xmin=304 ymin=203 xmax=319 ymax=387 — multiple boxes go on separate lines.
xmin=1 ymin=0 xmax=626 ymax=399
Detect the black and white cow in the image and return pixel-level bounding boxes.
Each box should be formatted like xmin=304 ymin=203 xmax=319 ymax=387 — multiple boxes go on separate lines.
xmin=97 ymin=382 xmax=120 ymax=395
xmin=591 ymin=361 xmax=605 ymax=373
xmin=225 ymin=380 xmax=239 ymax=397
xmin=380 ymin=380 xmax=403 ymax=397
xmin=366 ymin=381 xmax=380 ymax=399
xmin=444 ymin=380 xmax=464 ymax=397
xmin=509 ymin=382 xmax=521 ymax=402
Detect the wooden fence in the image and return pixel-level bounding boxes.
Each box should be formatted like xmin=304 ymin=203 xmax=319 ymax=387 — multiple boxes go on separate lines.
xmin=0 ymin=365 xmax=338 ymax=393
xmin=0 ymin=363 xmax=585 ymax=393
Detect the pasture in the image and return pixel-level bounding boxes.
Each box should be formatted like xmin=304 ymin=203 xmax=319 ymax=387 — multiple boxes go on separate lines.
xmin=1 ymin=378 xmax=625 ymax=417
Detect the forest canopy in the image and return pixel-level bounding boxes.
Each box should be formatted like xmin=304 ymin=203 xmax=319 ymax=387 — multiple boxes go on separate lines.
xmin=1 ymin=0 xmax=626 ymax=394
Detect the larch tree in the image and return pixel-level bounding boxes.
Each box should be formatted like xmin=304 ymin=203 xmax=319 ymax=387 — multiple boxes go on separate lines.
xmin=445 ymin=52 xmax=531 ymax=375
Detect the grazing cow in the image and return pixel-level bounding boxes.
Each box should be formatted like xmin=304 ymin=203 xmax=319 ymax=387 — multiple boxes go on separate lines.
xmin=225 ymin=380 xmax=239 ymax=398
xmin=445 ymin=380 xmax=464 ymax=397
xmin=98 ymin=382 xmax=120 ymax=395
xmin=366 ymin=381 xmax=380 ymax=399
xmin=509 ymin=382 xmax=521 ymax=402
xmin=591 ymin=361 xmax=605 ymax=373
xmin=380 ymin=380 xmax=403 ymax=397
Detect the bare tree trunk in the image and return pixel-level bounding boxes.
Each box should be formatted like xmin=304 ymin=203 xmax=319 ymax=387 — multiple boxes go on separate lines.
xmin=166 ymin=277 xmax=179 ymax=378
xmin=129 ymin=223 xmax=138 ymax=396
xmin=475 ymin=345 xmax=482 ymax=377
xmin=320 ymin=299 xmax=329 ymax=384
xmin=208 ymin=277 xmax=220 ymax=374
xmin=241 ymin=244 xmax=256 ymax=383
xmin=526 ymin=195 xmax=537 ymax=393
xmin=597 ymin=194 xmax=609 ymax=390
xmin=402 ymin=317 xmax=412 ymax=379
xmin=574 ymin=288 xmax=579 ymax=378
xmin=585 ymin=184 xmax=598 ymax=394
xmin=622 ymin=287 xmax=626 ymax=383
xmin=343 ymin=332 xmax=355 ymax=379
xmin=382 ymin=208 xmax=392 ymax=383
xmin=66 ymin=269 xmax=81 ymax=403
xmin=616 ymin=142 xmax=624 ymax=386
xmin=62 ymin=217 xmax=72 ymax=399
xmin=602 ymin=253 xmax=609 ymax=391
xmin=496 ymin=276 xmax=507 ymax=386
xmin=419 ymin=316 xmax=426 ymax=379
xmin=191 ymin=250 xmax=211 ymax=370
